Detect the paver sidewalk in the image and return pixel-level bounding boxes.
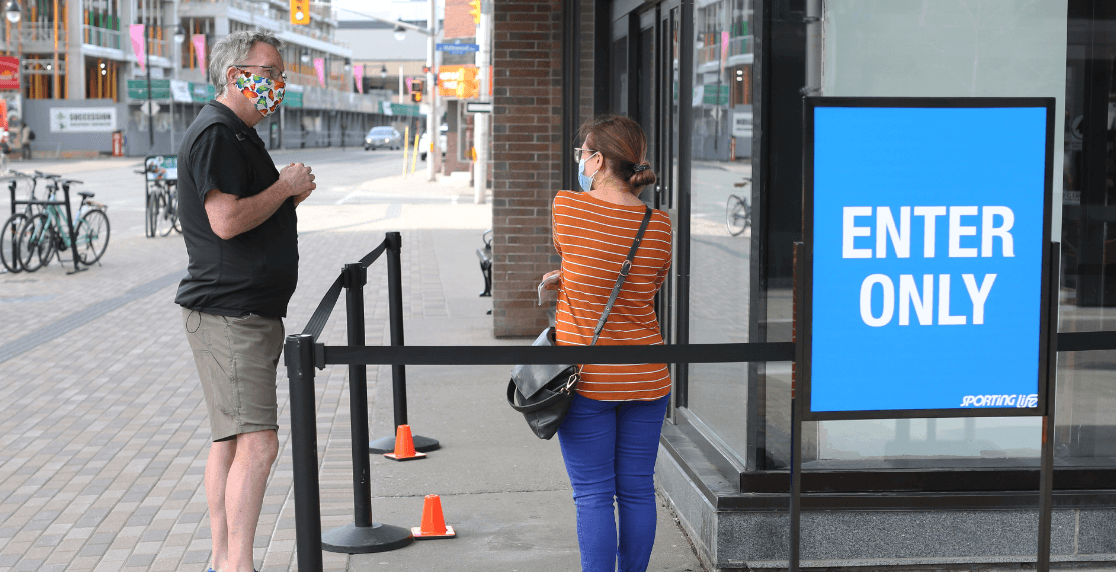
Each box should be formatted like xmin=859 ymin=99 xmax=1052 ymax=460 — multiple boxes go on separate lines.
xmin=0 ymin=197 xmax=703 ymax=571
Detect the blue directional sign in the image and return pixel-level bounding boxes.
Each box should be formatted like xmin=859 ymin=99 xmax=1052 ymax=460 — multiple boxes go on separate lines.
xmin=803 ymin=98 xmax=1054 ymax=419
xmin=437 ymin=43 xmax=479 ymax=55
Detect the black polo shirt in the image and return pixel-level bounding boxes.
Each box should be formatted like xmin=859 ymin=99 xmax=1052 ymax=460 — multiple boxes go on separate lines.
xmin=174 ymin=101 xmax=298 ymax=318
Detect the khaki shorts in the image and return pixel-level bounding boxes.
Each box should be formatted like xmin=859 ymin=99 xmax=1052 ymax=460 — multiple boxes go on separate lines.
xmin=183 ymin=308 xmax=285 ymax=441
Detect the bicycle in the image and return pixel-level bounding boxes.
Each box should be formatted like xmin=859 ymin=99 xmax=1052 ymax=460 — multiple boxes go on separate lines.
xmin=0 ymin=170 xmax=47 ymax=273
xmin=725 ymin=176 xmax=752 ymax=237
xmin=16 ymin=177 xmax=110 ymax=273
xmin=139 ymin=157 xmax=180 ymax=237
xmin=723 ymin=175 xmax=749 ymax=235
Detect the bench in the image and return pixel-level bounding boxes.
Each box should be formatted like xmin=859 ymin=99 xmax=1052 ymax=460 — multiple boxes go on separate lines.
xmin=476 ymin=229 xmax=493 ymax=297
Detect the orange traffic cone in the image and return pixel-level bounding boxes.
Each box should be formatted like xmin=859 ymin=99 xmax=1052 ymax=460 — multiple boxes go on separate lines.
xmin=384 ymin=424 xmax=427 ymax=461
xmin=411 ymin=494 xmax=455 ymax=539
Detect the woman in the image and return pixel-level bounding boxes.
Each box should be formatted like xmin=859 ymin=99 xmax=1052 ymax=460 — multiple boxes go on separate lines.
xmin=544 ymin=115 xmax=673 ymax=572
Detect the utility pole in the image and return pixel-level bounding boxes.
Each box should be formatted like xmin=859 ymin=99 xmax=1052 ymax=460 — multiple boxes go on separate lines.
xmin=473 ymin=0 xmax=490 ymax=204
xmin=146 ymin=52 xmax=154 ymax=148
xmin=426 ymin=0 xmax=438 ymax=181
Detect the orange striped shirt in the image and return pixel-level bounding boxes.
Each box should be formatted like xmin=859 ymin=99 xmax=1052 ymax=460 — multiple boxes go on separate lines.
xmin=552 ymin=190 xmax=673 ymax=401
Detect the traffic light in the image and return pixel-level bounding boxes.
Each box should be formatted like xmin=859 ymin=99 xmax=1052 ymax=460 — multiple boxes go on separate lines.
xmin=410 ymin=78 xmax=424 ymax=103
xmin=468 ymin=0 xmax=481 ymax=24
xmin=290 ymin=0 xmax=310 ymax=25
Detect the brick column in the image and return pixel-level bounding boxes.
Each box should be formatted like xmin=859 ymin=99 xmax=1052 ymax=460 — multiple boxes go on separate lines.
xmin=491 ymin=0 xmax=564 ymax=337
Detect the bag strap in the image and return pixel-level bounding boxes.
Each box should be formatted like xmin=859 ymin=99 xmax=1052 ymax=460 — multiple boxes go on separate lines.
xmin=591 ymin=206 xmax=653 ymax=346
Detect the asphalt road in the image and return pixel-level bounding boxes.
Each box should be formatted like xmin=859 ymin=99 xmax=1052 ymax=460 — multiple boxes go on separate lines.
xmin=0 ymin=147 xmax=417 ymax=242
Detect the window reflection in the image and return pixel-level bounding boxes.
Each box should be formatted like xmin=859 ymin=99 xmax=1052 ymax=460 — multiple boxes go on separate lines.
xmin=686 ymin=0 xmax=755 ymax=465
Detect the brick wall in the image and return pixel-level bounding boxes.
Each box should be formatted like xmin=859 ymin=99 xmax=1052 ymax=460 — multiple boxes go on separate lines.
xmin=444 ymin=0 xmax=476 ymax=40
xmin=491 ymin=0 xmax=563 ymax=337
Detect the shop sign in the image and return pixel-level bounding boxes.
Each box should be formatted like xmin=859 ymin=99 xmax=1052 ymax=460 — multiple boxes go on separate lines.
xmin=189 ymin=82 xmax=214 ymax=103
xmin=384 ymin=102 xmax=419 ymax=116
xmin=284 ymin=88 xmax=304 ymax=108
xmin=693 ymin=84 xmax=729 ymax=107
xmin=437 ymin=65 xmax=479 ymax=98
xmin=50 ymin=107 xmax=118 ymax=132
xmin=170 ymin=79 xmax=192 ymax=102
xmin=127 ymin=78 xmax=171 ymax=100
xmin=804 ymin=98 xmax=1054 ymax=419
xmin=0 ymin=57 xmax=18 ymax=90
xmin=143 ymin=155 xmax=177 ymax=181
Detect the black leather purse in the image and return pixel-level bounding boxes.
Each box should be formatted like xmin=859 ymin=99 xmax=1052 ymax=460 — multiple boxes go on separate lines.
xmin=507 ymin=207 xmax=653 ymax=439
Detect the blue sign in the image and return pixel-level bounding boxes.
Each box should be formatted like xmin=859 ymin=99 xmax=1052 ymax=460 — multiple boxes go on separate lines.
xmin=806 ymin=99 xmax=1053 ymax=418
xmin=437 ymin=43 xmax=479 ymax=55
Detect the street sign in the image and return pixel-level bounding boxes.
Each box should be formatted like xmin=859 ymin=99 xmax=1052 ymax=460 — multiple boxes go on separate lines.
xmin=803 ymin=97 xmax=1055 ymax=420
xmin=140 ymin=101 xmax=161 ymax=116
xmin=437 ymin=43 xmax=480 ymax=55
xmin=465 ymin=102 xmax=492 ymax=113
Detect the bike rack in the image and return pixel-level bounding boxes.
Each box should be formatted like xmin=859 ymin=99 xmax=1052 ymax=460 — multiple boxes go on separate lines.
xmin=6 ymin=176 xmax=83 ymax=274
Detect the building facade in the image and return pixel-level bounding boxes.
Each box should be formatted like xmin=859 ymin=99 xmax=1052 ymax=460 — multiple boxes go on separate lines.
xmin=0 ymin=0 xmax=402 ymax=157
xmin=490 ymin=0 xmax=1116 ymax=569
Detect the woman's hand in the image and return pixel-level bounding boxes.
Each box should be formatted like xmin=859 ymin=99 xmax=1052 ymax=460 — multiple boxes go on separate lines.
xmin=541 ymin=269 xmax=562 ymax=290
xmin=537 ymin=270 xmax=562 ymax=306
xmin=540 ymin=269 xmax=562 ymax=290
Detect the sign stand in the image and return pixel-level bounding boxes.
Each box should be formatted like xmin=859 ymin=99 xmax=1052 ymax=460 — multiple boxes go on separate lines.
xmin=793 ymin=97 xmax=1058 ymax=572
xmin=788 ymin=247 xmax=1059 ymax=572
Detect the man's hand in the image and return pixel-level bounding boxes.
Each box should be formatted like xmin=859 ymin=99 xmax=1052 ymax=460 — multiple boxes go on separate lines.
xmin=205 ymin=162 xmax=317 ymax=240
xmin=280 ymin=162 xmax=315 ymax=203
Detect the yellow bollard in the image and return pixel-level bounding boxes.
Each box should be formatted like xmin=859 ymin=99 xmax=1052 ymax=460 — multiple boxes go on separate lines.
xmin=410 ymin=131 xmax=420 ymax=175
xmin=401 ymin=126 xmax=410 ymax=178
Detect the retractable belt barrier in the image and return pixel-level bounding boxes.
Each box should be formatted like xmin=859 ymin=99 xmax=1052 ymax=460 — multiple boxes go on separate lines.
xmin=283 ymin=230 xmax=797 ymax=571
xmin=284 ymin=231 xmax=1116 ymax=572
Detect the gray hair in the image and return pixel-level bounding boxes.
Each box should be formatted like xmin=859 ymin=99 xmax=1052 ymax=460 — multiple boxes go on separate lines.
xmin=209 ymin=30 xmax=283 ymax=97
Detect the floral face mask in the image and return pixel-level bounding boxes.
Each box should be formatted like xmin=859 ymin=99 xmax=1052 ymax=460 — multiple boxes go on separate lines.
xmin=234 ymin=69 xmax=285 ymax=117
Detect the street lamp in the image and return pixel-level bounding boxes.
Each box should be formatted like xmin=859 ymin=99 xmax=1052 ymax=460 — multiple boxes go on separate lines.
xmin=4 ymin=0 xmax=20 ymax=24
xmin=380 ymin=64 xmax=387 ymax=90
xmin=393 ymin=25 xmax=406 ymax=41
xmin=173 ymin=24 xmax=186 ymax=45
xmin=300 ymin=49 xmax=310 ymax=64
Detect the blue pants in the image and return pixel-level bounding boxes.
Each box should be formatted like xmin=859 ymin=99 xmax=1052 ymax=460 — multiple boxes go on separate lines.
xmin=557 ymin=393 xmax=669 ymax=572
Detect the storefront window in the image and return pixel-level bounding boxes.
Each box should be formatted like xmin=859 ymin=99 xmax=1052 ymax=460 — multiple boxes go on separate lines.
xmin=1055 ymin=0 xmax=1116 ymax=464
xmin=685 ymin=0 xmax=755 ymax=465
xmin=795 ymin=0 xmax=1104 ymax=469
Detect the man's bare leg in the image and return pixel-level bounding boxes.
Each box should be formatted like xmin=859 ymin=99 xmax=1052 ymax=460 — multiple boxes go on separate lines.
xmin=205 ymin=439 xmax=237 ymax=571
xmin=225 ymin=429 xmax=279 ymax=572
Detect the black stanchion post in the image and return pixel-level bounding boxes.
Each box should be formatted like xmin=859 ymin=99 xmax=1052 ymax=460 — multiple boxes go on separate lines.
xmin=322 ymin=264 xmax=414 ymax=553
xmin=369 ymin=232 xmax=440 ymax=454
xmin=287 ymin=333 xmax=323 ymax=572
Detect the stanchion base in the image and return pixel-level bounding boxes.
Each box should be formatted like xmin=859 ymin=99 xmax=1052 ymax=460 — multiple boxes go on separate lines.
xmin=321 ymin=522 xmax=414 ymax=554
xmin=369 ymin=434 xmax=440 ymax=454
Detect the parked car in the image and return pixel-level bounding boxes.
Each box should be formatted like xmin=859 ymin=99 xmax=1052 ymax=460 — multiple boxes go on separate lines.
xmin=418 ymin=124 xmax=449 ymax=161
xmin=364 ymin=126 xmax=402 ymax=151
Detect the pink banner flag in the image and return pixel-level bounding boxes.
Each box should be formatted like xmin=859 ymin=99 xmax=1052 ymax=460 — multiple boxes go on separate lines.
xmin=313 ymin=58 xmax=325 ymax=87
xmin=130 ymin=24 xmax=147 ymax=72
xmin=721 ymin=30 xmax=730 ymax=64
xmin=192 ymin=34 xmax=207 ymax=73
xmin=353 ymin=64 xmax=364 ymax=93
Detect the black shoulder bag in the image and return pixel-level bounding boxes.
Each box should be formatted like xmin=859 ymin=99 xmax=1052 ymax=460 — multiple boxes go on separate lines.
xmin=507 ymin=206 xmax=653 ymax=439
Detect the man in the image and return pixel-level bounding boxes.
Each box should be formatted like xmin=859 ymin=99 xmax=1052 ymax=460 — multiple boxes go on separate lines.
xmin=176 ymin=30 xmax=314 ymax=572
xmin=18 ymin=121 xmax=30 ymax=160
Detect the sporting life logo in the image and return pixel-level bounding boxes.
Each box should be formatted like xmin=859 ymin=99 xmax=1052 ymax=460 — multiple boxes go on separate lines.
xmin=959 ymin=394 xmax=1038 ymax=408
